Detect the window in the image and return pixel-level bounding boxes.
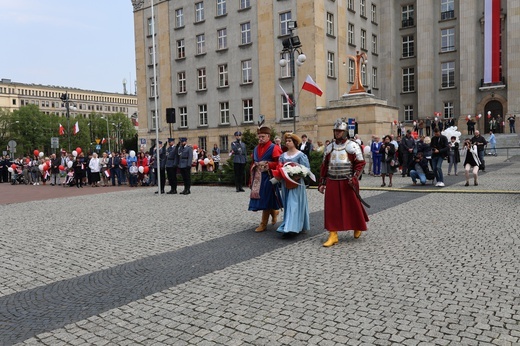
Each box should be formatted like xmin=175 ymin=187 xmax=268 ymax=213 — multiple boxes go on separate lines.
xmin=240 ymin=0 xmax=251 ymax=10
xmin=177 ymin=72 xmax=186 ymax=93
xmin=148 ymin=46 xmax=155 ymax=65
xmin=176 ymin=39 xmax=185 ymax=59
xmin=441 ymin=0 xmax=455 ymax=20
xmin=150 ymin=110 xmax=157 ymax=129
xmin=216 ymin=0 xmax=226 ymax=16
xmin=372 ymin=67 xmax=378 ymax=89
xmin=372 ymin=34 xmax=377 ymax=54
xmin=441 ymin=28 xmax=455 ymax=52
xmin=280 ymin=12 xmax=292 ymax=36
xmin=280 ymin=52 xmax=292 ymax=78
xmin=404 ymin=105 xmax=414 ymax=121
xmin=218 ymin=64 xmax=229 ymax=87
xmin=175 ymin=8 xmax=184 ymax=28
xmin=360 ymin=29 xmax=366 ymax=50
xmin=402 ymin=67 xmax=415 ymax=92
xmin=361 ymin=64 xmax=367 ymax=86
xmin=241 ymin=22 xmax=251 ymax=45
xmin=199 ymin=104 xmax=208 ymax=126
xmin=347 ymin=0 xmax=354 ymax=11
xmin=149 ymin=77 xmax=157 ymax=97
xmin=402 ymin=5 xmax=414 ymax=27
xmin=282 ymin=94 xmax=294 ymax=119
xmin=441 ymin=61 xmax=455 ymax=88
xmin=360 ymin=0 xmax=366 ymax=17
xmin=179 ymin=106 xmax=188 ymax=127
xmin=402 ymin=35 xmax=414 ymax=58
xmin=327 ymin=52 xmax=335 ymax=77
xmin=243 ymin=99 xmax=253 ymax=122
xmin=217 ymin=28 xmax=227 ymax=50
xmin=195 ymin=2 xmax=204 ymax=22
xmin=326 ymin=12 xmax=334 ymax=36
xmin=348 ymin=59 xmax=355 ymax=83
xmin=220 ymin=135 xmax=229 ymax=152
xmin=220 ymin=102 xmax=230 ymax=124
xmin=242 ymin=60 xmax=252 ymax=84
xmin=348 ymin=23 xmax=355 ymax=45
xmin=443 ymin=101 xmax=454 ymax=118
xmin=196 ymin=34 xmax=205 ymax=55
xmin=198 ymin=137 xmax=207 ymax=151
xmin=147 ymin=17 xmax=154 ymax=36
xmin=371 ymin=4 xmax=377 ymax=23
xmin=197 ymin=68 xmax=207 ymax=90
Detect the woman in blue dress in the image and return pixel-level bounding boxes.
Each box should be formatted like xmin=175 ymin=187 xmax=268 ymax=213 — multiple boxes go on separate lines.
xmin=275 ymin=133 xmax=311 ymax=236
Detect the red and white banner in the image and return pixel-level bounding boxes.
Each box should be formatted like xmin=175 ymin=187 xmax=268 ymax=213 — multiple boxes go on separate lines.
xmin=73 ymin=121 xmax=80 ymax=135
xmin=484 ymin=0 xmax=501 ymax=84
xmin=301 ymin=75 xmax=323 ymax=96
xmin=59 ymin=123 xmax=65 ymax=136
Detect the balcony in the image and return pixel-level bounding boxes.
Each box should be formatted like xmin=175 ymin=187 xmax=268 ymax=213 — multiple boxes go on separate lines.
xmin=441 ymin=10 xmax=455 ymax=20
xmin=402 ymin=17 xmax=414 ymax=28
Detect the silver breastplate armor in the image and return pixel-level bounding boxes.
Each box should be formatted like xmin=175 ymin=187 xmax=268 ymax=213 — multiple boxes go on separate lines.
xmin=327 ymin=142 xmax=351 ymax=180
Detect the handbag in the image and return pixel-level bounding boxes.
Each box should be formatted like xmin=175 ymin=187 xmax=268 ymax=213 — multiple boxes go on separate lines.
xmin=425 ymin=171 xmax=435 ymax=180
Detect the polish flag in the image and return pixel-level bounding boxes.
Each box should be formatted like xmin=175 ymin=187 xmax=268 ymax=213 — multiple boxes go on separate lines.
xmin=101 ymin=138 xmax=107 ymax=144
xmin=301 ymin=75 xmax=323 ymax=96
xmin=104 ymin=169 xmax=111 ymax=178
xmin=279 ymin=84 xmax=294 ymax=106
xmin=73 ymin=121 xmax=80 ymax=135
xmin=484 ymin=0 xmax=501 ymax=84
xmin=59 ymin=123 xmax=65 ymax=136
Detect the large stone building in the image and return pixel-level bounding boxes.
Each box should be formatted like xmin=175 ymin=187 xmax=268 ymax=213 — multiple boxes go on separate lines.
xmin=0 ymin=78 xmax=138 ymax=120
xmin=131 ymin=0 xmax=518 ymax=151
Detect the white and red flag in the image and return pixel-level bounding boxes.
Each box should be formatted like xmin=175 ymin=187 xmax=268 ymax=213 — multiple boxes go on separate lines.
xmin=59 ymin=123 xmax=65 ymax=136
xmin=73 ymin=121 xmax=80 ymax=135
xmin=484 ymin=0 xmax=501 ymax=84
xmin=101 ymin=138 xmax=107 ymax=144
xmin=301 ymin=75 xmax=323 ymax=96
xmin=279 ymin=84 xmax=294 ymax=106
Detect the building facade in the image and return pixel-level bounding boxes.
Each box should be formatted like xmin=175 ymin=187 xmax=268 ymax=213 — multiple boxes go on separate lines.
xmin=131 ymin=0 xmax=518 ymax=150
xmin=0 ymin=78 xmax=138 ymax=120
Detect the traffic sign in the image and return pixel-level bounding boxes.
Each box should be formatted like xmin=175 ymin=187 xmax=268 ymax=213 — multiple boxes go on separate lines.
xmin=140 ymin=138 xmax=147 ymax=145
xmin=96 ymin=145 xmax=101 ymax=150
xmin=8 ymin=140 xmax=17 ymax=148
xmin=51 ymin=137 xmax=59 ymax=149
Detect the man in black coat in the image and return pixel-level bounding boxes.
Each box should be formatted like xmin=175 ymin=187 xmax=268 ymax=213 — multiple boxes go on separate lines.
xmin=400 ymin=130 xmax=415 ymax=177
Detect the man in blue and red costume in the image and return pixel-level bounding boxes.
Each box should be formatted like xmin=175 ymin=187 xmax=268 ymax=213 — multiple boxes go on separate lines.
xmin=248 ymin=124 xmax=283 ymax=232
xmin=318 ymin=119 xmax=369 ymax=247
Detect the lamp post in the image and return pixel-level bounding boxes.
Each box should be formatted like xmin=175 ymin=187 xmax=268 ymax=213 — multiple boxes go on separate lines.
xmin=112 ymin=122 xmax=123 ymax=152
xmin=60 ymin=92 xmax=71 ymax=152
xmin=279 ymin=20 xmax=306 ymax=133
xmin=101 ymin=117 xmax=111 ymax=153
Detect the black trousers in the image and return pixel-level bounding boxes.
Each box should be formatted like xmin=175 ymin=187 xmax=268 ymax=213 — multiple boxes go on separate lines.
xmin=165 ymin=166 xmax=176 ymax=192
xmin=180 ymin=167 xmax=191 ymax=192
xmin=234 ymin=162 xmax=246 ymax=190
xmin=158 ymin=167 xmax=167 ymax=192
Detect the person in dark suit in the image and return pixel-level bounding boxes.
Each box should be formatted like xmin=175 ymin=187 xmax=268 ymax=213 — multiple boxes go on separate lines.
xmin=299 ymin=134 xmax=313 ymax=160
xmin=230 ymin=131 xmax=247 ymax=192
xmin=177 ymin=137 xmax=193 ymax=195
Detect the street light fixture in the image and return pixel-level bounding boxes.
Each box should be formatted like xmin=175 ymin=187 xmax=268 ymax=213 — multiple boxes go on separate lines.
xmin=279 ymin=20 xmax=305 ymax=133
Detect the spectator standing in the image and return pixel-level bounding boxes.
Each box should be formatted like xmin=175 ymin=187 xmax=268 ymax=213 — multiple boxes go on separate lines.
xmin=100 ymin=152 xmax=109 ymax=187
xmin=431 ymin=128 xmax=449 ymax=187
xmin=371 ymin=136 xmax=382 ymax=176
xmin=489 ymin=118 xmax=498 ymax=133
xmin=49 ymin=153 xmax=61 ymax=186
xmin=467 ymin=118 xmax=475 ymax=135
xmin=379 ymin=135 xmax=397 ymax=187
xmin=109 ymin=152 xmax=122 ymax=186
xmin=400 ymin=130 xmax=415 ymax=177
xmin=507 ymin=114 xmax=516 ymax=133
xmin=212 ymin=144 xmax=220 ymax=171
xmin=471 ymin=130 xmax=487 ymax=171
xmin=425 ymin=117 xmax=432 ymax=136
xmin=89 ymin=152 xmax=101 ymax=187
xmin=128 ymin=161 xmax=139 ymax=187
xmin=488 ymin=131 xmax=497 ymax=156
xmin=299 ymin=134 xmax=313 ymax=160
xmin=447 ymin=136 xmax=460 ymax=176
xmin=418 ymin=119 xmax=425 ymax=137
xmin=230 ymin=131 xmax=247 ymax=192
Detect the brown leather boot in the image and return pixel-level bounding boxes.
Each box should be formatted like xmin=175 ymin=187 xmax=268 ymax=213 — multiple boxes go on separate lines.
xmin=354 ymin=230 xmax=362 ymax=239
xmin=270 ymin=209 xmax=279 ymax=225
xmin=323 ymin=231 xmax=339 ymax=247
xmin=255 ymin=210 xmax=270 ymax=232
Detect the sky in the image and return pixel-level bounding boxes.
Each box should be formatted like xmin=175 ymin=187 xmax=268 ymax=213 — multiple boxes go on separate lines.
xmin=0 ymin=0 xmax=136 ymax=94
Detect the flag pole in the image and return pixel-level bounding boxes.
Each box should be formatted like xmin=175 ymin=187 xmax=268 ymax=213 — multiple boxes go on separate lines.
xmin=151 ymin=0 xmax=162 ymax=195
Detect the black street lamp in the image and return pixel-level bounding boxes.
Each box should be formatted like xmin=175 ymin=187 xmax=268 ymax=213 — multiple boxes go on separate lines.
xmin=279 ymin=21 xmax=306 ymax=133
xmin=60 ymin=92 xmax=71 ymax=152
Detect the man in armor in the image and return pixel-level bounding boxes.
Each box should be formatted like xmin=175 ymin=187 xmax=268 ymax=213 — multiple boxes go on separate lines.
xmin=230 ymin=131 xmax=247 ymax=192
xmin=318 ymin=119 xmax=369 ymax=247
xmin=248 ymin=125 xmax=282 ymax=232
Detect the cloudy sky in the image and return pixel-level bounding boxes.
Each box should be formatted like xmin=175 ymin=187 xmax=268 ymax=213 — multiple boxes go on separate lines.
xmin=0 ymin=0 xmax=136 ymax=94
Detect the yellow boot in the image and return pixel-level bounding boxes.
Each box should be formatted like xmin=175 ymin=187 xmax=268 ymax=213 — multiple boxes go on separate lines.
xmin=255 ymin=210 xmax=270 ymax=232
xmin=270 ymin=209 xmax=279 ymax=225
xmin=323 ymin=231 xmax=339 ymax=247
xmin=354 ymin=230 xmax=362 ymax=239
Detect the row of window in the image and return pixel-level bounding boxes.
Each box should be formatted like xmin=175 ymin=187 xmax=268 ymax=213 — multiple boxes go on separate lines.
xmin=402 ymin=101 xmax=455 ymax=122
xmin=401 ymin=1 xmax=455 ymax=29
xmin=401 ymin=61 xmax=455 ymax=93
xmin=346 ymin=22 xmax=378 ymax=52
xmin=17 ymin=98 xmax=129 ymax=113
xmin=147 ymin=0 xmax=252 ymax=36
xmin=346 ymin=0 xmax=378 ymax=23
xmin=402 ymin=28 xmax=455 ymax=59
xmin=0 ymin=87 xmax=136 ymax=105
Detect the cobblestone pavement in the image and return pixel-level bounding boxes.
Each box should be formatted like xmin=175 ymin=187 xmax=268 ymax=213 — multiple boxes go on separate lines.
xmin=1 ymin=155 xmax=519 ymax=345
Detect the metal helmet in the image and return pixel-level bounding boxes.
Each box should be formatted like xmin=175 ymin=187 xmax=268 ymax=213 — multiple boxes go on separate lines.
xmin=333 ymin=118 xmax=348 ymax=139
